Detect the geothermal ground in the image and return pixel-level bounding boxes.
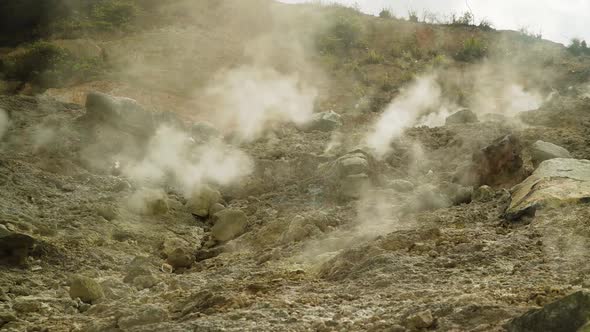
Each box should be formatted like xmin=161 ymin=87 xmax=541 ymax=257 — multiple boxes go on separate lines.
xmin=2 ymin=1 xmax=590 ymax=332
xmin=1 ymin=85 xmax=590 ymax=332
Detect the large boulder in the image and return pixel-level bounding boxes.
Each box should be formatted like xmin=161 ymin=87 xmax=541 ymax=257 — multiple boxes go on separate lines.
xmin=211 ymin=209 xmax=248 ymax=242
xmin=0 ymin=225 xmax=36 ymax=265
xmin=506 ymin=291 xmax=590 ymax=332
xmin=318 ymin=149 xmax=374 ymax=199
xmin=530 ymin=140 xmax=572 ymax=167
xmin=298 ymin=111 xmax=342 ymax=132
xmin=83 ymin=91 xmax=156 ymax=138
xmin=445 ymin=109 xmax=478 ymax=125
xmin=471 ymin=134 xmax=525 ymax=187
xmin=505 ymin=158 xmax=590 ymax=220
xmin=186 ymin=185 xmax=222 ymax=218
xmin=69 ymin=275 xmax=104 ymax=304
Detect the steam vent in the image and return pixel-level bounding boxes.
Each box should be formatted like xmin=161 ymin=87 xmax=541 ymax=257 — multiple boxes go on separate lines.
xmin=1 ymin=0 xmax=590 ymax=331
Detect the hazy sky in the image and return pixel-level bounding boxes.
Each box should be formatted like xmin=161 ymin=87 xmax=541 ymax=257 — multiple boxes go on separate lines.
xmin=278 ymin=0 xmax=589 ymax=45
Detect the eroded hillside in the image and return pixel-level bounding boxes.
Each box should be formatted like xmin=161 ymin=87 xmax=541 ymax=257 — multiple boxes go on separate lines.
xmin=2 ymin=1 xmax=590 ymax=331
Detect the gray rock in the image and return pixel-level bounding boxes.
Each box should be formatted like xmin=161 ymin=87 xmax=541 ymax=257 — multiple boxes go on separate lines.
xmin=390 ymin=179 xmax=415 ymax=193
xmin=445 ymin=109 xmax=478 ymax=125
xmin=123 ymin=256 xmax=154 ymax=284
xmin=472 ymin=134 xmax=524 ymax=187
xmin=506 ymin=158 xmax=590 ymax=220
xmin=439 ymin=182 xmax=473 ymax=205
xmin=473 ymin=185 xmax=495 ymax=202
xmin=69 ymin=275 xmax=104 ymax=304
xmin=507 ymin=291 xmax=590 ymax=332
xmin=531 ymin=140 xmax=572 ymax=166
xmin=406 ymin=309 xmax=435 ymax=329
xmin=186 ymin=185 xmax=222 ymax=217
xmin=211 ymin=209 xmax=248 ymax=242
xmin=12 ymin=296 xmax=42 ymax=313
xmin=84 ymin=91 xmax=156 ymax=137
xmin=319 ymin=150 xmax=375 ymax=199
xmin=132 ymin=275 xmax=159 ymax=290
xmin=403 ymin=184 xmax=453 ymax=213
xmin=190 ymin=122 xmax=221 ymax=142
xmin=166 ymin=247 xmax=193 ymax=270
xmin=340 ymin=174 xmax=371 ymax=199
xmin=299 ymin=111 xmax=342 ymax=132
xmin=118 ymin=304 xmax=168 ymax=329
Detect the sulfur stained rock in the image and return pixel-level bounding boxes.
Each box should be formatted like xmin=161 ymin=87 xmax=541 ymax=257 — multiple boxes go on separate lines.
xmin=186 ymin=185 xmax=222 ymax=217
xmin=69 ymin=275 xmax=104 ymax=304
xmin=211 ymin=209 xmax=248 ymax=242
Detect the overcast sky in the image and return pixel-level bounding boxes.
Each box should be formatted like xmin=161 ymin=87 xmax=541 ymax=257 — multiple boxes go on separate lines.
xmin=278 ymin=0 xmax=589 ymax=45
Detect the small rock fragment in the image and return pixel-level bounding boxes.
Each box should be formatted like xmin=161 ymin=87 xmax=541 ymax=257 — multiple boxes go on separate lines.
xmin=407 ymin=310 xmax=435 ymax=329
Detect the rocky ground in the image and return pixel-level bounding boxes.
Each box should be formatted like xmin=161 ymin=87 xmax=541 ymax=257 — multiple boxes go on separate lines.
xmin=1 ymin=85 xmax=590 ymax=332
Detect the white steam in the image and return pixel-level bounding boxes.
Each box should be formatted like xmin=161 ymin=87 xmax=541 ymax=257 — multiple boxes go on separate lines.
xmin=366 ymin=75 xmax=442 ymax=158
xmin=0 ymin=109 xmax=8 ymax=139
xmin=122 ymin=125 xmax=253 ymax=197
xmin=471 ymin=83 xmax=543 ymax=116
xmin=205 ymin=65 xmax=317 ymax=142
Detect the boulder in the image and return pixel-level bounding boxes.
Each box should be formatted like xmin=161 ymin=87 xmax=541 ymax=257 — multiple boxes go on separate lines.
xmin=117 ymin=304 xmax=169 ymax=329
xmin=211 ymin=209 xmax=248 ymax=242
xmin=299 ymin=111 xmax=342 ymax=132
xmin=506 ymin=291 xmax=590 ymax=332
xmin=402 ymin=184 xmax=453 ymax=213
xmin=406 ymin=310 xmax=435 ymax=329
xmin=445 ymin=109 xmax=478 ymax=125
xmin=127 ymin=188 xmax=168 ymax=216
xmin=166 ymin=248 xmax=194 ymax=270
xmin=472 ymin=134 xmax=525 ymax=187
xmin=186 ymin=185 xmax=222 ymax=217
xmin=506 ymin=158 xmax=590 ymax=220
xmin=69 ymin=275 xmax=104 ymax=304
xmin=389 ymin=179 xmax=415 ymax=193
xmin=83 ymin=91 xmax=156 ymax=138
xmin=123 ymin=256 xmax=153 ymax=284
xmin=190 ymin=122 xmax=221 ymax=142
xmin=439 ymin=182 xmax=473 ymax=205
xmin=318 ymin=149 xmax=375 ymax=199
xmin=473 ymin=185 xmax=495 ymax=202
xmin=531 ymin=140 xmax=572 ymax=166
xmin=0 ymin=225 xmax=36 ymax=265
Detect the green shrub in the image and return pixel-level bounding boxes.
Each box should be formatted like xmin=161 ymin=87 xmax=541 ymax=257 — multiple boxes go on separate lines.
xmin=455 ymin=37 xmax=487 ymax=62
xmin=364 ymin=50 xmax=384 ymax=64
xmin=1 ymin=41 xmax=107 ymax=88
xmin=1 ymin=42 xmax=68 ymax=82
xmin=90 ymin=0 xmax=139 ymax=30
xmin=567 ymin=38 xmax=590 ymax=56
xmin=317 ymin=14 xmax=363 ymax=54
xmin=379 ymin=9 xmax=393 ymax=19
xmin=451 ymin=12 xmax=474 ymax=26
xmin=408 ymin=10 xmax=419 ymax=22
